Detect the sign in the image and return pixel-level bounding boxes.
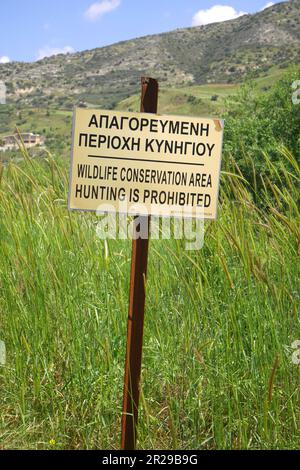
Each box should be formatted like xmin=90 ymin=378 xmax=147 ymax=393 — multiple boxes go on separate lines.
xmin=68 ymin=109 xmax=224 ymax=219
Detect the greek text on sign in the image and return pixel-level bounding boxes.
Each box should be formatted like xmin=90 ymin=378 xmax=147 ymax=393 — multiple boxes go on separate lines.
xmin=69 ymin=109 xmax=224 ymax=219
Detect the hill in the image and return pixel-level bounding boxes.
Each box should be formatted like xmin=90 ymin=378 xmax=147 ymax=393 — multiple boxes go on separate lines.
xmin=0 ymin=0 xmax=299 ymax=110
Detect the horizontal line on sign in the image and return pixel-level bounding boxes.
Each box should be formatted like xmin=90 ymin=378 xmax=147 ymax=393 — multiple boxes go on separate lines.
xmin=88 ymin=155 xmax=205 ymax=167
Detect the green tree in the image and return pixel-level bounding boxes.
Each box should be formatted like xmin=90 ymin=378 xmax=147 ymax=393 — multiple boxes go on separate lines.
xmin=223 ymin=67 xmax=300 ymax=188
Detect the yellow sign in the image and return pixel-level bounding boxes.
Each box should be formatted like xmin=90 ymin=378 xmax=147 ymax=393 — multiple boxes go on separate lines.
xmin=68 ymin=109 xmax=224 ymax=219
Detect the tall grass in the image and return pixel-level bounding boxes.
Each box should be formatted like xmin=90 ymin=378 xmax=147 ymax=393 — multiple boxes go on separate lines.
xmin=0 ymin=147 xmax=299 ymax=449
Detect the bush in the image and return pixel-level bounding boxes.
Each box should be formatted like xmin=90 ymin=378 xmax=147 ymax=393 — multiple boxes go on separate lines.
xmin=223 ymin=67 xmax=300 ymax=190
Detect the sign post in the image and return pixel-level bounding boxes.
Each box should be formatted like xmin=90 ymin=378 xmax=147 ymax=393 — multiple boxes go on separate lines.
xmin=121 ymin=77 xmax=158 ymax=450
xmin=68 ymin=77 xmax=224 ymax=451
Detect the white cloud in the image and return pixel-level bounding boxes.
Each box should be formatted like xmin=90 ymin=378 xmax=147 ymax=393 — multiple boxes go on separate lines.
xmin=261 ymin=2 xmax=274 ymax=11
xmin=37 ymin=46 xmax=74 ymax=60
xmin=84 ymin=0 xmax=121 ymax=22
xmin=0 ymin=56 xmax=10 ymax=64
xmin=192 ymin=5 xmax=246 ymax=27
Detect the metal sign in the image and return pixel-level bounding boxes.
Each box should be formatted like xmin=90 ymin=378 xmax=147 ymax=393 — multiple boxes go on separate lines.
xmin=69 ymin=108 xmax=224 ymax=219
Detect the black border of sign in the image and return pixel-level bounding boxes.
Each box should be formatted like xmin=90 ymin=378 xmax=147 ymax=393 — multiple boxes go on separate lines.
xmin=0 ymin=450 xmax=298 ymax=467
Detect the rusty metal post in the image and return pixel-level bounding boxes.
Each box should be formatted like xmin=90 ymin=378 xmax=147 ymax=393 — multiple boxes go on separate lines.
xmin=121 ymin=77 xmax=159 ymax=450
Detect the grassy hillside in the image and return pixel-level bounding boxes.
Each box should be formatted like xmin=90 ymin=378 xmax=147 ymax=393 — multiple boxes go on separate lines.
xmin=117 ymin=67 xmax=288 ymax=116
xmin=0 ymin=106 xmax=73 ymax=157
xmin=116 ymin=83 xmax=238 ymax=116
xmin=0 ymin=28 xmax=299 ymax=449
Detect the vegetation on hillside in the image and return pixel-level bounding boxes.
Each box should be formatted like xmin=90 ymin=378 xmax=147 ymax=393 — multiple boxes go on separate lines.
xmin=0 ymin=142 xmax=299 ymax=449
xmin=224 ymin=68 xmax=300 ymax=192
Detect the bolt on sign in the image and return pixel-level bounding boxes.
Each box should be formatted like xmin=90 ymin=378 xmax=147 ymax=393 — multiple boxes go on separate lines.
xmin=69 ymin=109 xmax=224 ymax=219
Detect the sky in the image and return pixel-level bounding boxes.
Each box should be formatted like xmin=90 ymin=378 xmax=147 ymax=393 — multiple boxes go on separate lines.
xmin=0 ymin=0 xmax=283 ymax=63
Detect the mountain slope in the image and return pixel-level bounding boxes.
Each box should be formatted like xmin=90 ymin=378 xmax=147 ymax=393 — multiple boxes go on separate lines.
xmin=0 ymin=0 xmax=299 ymax=109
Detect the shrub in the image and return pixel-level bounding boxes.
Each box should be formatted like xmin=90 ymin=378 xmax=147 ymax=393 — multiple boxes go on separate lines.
xmin=223 ymin=67 xmax=300 ymax=191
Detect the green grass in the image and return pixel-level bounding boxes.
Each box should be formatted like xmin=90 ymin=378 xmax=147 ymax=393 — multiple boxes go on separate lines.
xmin=0 ymin=106 xmax=72 ymax=137
xmin=0 ymin=144 xmax=299 ymax=449
xmin=0 ymin=66 xmax=288 ymax=148
xmin=0 ymin=106 xmax=73 ymax=157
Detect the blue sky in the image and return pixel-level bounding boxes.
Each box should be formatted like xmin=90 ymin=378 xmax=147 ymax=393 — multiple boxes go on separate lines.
xmin=0 ymin=0 xmax=283 ymax=63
